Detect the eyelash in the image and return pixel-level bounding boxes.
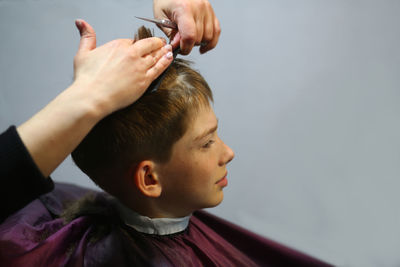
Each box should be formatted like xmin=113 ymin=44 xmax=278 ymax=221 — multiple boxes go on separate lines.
xmin=203 ymin=140 xmax=215 ymax=148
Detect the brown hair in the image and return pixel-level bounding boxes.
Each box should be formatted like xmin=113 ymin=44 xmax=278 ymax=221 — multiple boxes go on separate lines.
xmin=71 ymin=27 xmax=213 ymax=196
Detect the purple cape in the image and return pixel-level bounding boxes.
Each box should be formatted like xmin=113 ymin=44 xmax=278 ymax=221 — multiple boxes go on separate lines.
xmin=0 ymin=183 xmax=332 ymax=266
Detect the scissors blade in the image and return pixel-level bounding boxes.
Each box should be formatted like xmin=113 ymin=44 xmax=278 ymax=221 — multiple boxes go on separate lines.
xmin=135 ymin=16 xmax=177 ymax=29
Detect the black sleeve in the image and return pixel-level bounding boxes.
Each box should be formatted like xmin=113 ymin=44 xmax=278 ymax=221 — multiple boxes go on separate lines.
xmin=0 ymin=126 xmax=54 ymax=223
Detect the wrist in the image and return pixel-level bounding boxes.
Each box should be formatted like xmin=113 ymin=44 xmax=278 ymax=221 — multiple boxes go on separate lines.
xmin=67 ymin=81 xmax=112 ymax=123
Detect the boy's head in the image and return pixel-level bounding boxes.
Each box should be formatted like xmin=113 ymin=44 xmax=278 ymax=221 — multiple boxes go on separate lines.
xmin=72 ymin=27 xmax=234 ymax=218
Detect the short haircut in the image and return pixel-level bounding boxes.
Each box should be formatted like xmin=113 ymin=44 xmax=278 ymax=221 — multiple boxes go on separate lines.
xmin=71 ymin=27 xmax=213 ymax=197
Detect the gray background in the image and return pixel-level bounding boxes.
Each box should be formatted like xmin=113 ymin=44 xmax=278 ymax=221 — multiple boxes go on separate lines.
xmin=1 ymin=0 xmax=399 ymax=266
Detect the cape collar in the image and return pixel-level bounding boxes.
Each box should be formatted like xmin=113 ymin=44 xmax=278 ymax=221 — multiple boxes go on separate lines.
xmin=115 ymin=200 xmax=191 ymax=235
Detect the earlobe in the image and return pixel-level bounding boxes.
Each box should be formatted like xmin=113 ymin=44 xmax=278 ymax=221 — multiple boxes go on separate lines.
xmin=134 ymin=161 xmax=162 ymax=198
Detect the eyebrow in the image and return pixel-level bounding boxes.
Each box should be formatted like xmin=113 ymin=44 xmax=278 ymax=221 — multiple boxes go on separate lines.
xmin=194 ymin=120 xmax=219 ymax=142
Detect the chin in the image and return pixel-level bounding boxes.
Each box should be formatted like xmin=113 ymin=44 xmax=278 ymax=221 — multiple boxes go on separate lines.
xmin=206 ymin=192 xmax=224 ymax=208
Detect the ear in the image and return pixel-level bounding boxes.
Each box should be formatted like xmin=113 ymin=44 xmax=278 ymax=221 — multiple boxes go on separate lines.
xmin=133 ymin=160 xmax=162 ymax=198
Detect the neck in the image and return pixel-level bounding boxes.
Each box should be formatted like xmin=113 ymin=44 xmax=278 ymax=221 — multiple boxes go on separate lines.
xmin=120 ymin=194 xmax=191 ymax=219
xmin=115 ymin=199 xmax=191 ymax=235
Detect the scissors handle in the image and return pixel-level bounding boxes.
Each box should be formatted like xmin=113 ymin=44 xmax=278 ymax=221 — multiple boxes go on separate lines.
xmin=158 ymin=19 xmax=177 ymax=29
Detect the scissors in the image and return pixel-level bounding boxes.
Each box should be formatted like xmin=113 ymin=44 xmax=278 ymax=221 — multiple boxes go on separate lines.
xmin=135 ymin=16 xmax=177 ymax=29
xmin=135 ymin=16 xmax=208 ymax=47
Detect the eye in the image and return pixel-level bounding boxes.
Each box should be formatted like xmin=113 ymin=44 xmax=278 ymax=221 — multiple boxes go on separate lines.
xmin=203 ymin=140 xmax=215 ymax=148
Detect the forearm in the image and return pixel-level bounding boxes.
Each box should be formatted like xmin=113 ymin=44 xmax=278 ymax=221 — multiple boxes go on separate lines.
xmin=17 ymin=82 xmax=104 ymax=177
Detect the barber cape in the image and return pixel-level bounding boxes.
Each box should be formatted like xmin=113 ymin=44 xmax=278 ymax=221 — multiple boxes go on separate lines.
xmin=0 ymin=183 xmax=331 ymax=267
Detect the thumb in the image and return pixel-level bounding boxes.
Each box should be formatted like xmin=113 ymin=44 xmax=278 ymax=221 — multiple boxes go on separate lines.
xmin=75 ymin=19 xmax=97 ymax=52
xmin=168 ymin=31 xmax=181 ymax=50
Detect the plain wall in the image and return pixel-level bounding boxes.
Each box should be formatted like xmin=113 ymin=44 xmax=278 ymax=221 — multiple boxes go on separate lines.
xmin=1 ymin=0 xmax=400 ymax=266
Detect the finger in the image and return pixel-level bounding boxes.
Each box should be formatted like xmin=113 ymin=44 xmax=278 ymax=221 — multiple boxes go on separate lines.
xmin=146 ymin=51 xmax=174 ymax=82
xmin=200 ymin=16 xmax=221 ymax=54
xmin=201 ymin=5 xmax=214 ymax=45
xmin=75 ymin=19 xmax=97 ymax=52
xmin=170 ymin=32 xmax=181 ymax=50
xmin=144 ymin=44 xmax=173 ymax=68
xmin=133 ymin=37 xmax=166 ymax=56
xmin=195 ymin=14 xmax=205 ymax=45
xmin=177 ymin=16 xmax=197 ymax=55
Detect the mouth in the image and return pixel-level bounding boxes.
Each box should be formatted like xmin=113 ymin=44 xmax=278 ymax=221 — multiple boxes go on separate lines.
xmin=216 ymin=172 xmax=228 ymax=187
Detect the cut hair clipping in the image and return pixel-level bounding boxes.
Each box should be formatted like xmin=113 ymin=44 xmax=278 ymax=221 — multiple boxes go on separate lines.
xmin=146 ymin=48 xmax=180 ymax=94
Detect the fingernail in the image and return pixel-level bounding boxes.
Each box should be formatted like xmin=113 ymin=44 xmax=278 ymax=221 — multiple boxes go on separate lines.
xmin=165 ymin=52 xmax=173 ymax=59
xmin=164 ymin=44 xmax=172 ymax=51
xmin=160 ymin=37 xmax=167 ymax=44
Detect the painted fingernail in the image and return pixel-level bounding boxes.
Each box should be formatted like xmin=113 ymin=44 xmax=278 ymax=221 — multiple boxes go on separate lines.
xmin=165 ymin=52 xmax=173 ymax=59
xmin=164 ymin=44 xmax=172 ymax=51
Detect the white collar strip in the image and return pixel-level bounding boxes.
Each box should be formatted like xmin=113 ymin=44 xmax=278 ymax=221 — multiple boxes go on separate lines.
xmin=115 ymin=201 xmax=191 ymax=235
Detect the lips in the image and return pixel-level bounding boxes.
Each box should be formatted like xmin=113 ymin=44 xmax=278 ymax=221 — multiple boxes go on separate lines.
xmin=216 ymin=172 xmax=228 ymax=187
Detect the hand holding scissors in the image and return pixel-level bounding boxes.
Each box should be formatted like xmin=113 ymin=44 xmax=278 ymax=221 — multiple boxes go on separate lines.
xmin=151 ymin=0 xmax=220 ymax=55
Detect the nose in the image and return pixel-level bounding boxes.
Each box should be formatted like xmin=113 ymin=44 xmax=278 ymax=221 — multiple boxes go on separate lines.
xmin=220 ymin=141 xmax=235 ymax=166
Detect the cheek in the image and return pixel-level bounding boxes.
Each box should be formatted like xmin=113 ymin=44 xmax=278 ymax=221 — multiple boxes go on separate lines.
xmin=173 ymin=158 xmax=214 ymax=191
xmin=192 ymin=156 xmax=218 ymax=183
xmin=166 ymin=150 xmax=219 ymax=191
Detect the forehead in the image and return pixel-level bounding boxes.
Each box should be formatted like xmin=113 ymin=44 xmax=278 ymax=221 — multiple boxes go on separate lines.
xmin=170 ymin=104 xmax=217 ymax=151
xmin=186 ymin=105 xmax=217 ymax=138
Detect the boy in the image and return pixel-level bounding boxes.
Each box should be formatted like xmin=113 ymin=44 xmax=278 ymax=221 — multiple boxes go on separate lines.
xmin=0 ymin=27 xmax=331 ymax=267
